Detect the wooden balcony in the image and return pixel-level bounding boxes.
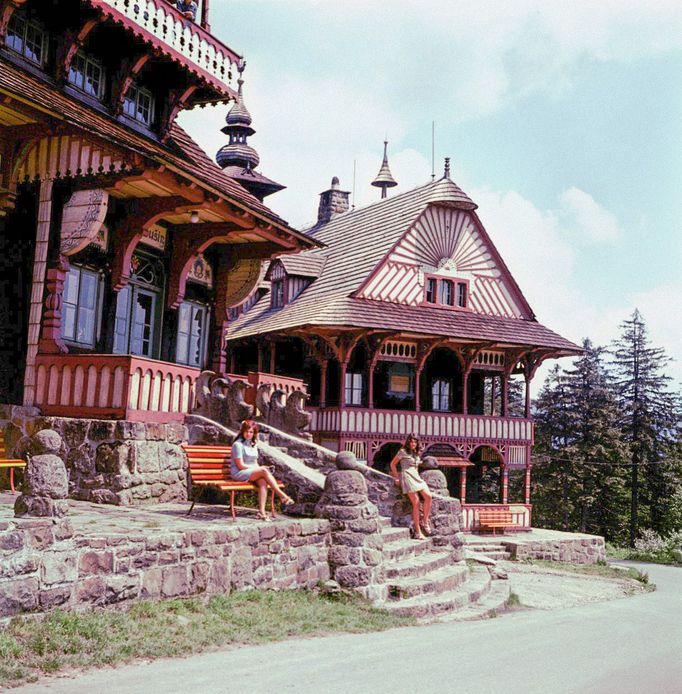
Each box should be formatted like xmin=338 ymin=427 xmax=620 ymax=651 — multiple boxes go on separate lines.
xmin=34 ymin=354 xmax=200 ymax=423
xmin=462 ymin=503 xmax=532 ymax=531
xmin=92 ymin=0 xmax=241 ymax=93
xmin=310 ymin=407 xmax=533 ymax=446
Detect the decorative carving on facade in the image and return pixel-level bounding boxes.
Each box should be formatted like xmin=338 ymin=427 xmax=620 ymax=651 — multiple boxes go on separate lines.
xmin=60 ymin=189 xmax=109 ymax=256
xmin=194 ymin=370 xmax=254 ymax=427
xmin=255 ymin=384 xmax=312 ymax=440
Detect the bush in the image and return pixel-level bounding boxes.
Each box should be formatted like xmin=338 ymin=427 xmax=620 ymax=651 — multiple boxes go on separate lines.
xmin=621 ymin=529 xmax=682 ymax=566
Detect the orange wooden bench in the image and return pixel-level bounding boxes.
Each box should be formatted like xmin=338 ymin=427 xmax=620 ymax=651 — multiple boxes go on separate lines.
xmin=0 ymin=431 xmax=26 ymax=493
xmin=476 ymin=509 xmax=516 ymax=535
xmin=182 ymin=444 xmax=283 ymax=520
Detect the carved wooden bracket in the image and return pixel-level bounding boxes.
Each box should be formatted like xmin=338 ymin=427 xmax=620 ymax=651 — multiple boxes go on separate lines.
xmin=38 ymin=255 xmax=70 ymax=355
xmin=0 ymin=0 xmax=27 ymax=43
xmin=111 ymin=54 xmax=151 ymax=115
xmin=55 ymin=17 xmax=102 ymax=84
xmin=160 ymin=85 xmax=199 ymax=142
xmin=111 ymin=196 xmax=196 ymax=291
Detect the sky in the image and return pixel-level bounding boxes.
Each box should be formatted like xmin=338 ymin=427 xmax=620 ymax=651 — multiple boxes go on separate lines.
xmin=179 ymin=0 xmax=682 ymax=392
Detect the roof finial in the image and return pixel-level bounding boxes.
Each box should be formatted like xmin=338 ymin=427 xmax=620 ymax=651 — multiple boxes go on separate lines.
xmin=444 ymin=157 xmax=451 ymax=179
xmin=371 ymin=140 xmax=398 ymax=199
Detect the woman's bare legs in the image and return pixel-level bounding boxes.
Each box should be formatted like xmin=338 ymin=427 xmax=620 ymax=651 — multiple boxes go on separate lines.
xmin=256 ymin=478 xmax=267 ymax=516
xmin=420 ymin=488 xmax=432 ymax=533
xmin=249 ymin=466 xmax=292 ymax=503
xmin=407 ymin=492 xmax=425 ymax=538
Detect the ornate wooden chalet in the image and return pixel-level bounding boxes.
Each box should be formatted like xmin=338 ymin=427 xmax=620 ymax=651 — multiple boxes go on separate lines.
xmin=0 ymin=0 xmax=318 ymax=421
xmin=227 ymin=165 xmax=582 ymax=528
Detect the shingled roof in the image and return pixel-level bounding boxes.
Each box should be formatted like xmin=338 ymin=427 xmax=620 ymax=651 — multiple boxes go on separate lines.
xmin=228 ymin=177 xmax=581 ymax=355
xmin=0 ymin=61 xmax=306 ymax=236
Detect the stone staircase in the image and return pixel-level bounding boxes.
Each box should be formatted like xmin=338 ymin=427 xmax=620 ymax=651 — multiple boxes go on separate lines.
xmin=378 ymin=518 xmax=510 ymax=620
xmin=465 ymin=540 xmax=512 ymax=561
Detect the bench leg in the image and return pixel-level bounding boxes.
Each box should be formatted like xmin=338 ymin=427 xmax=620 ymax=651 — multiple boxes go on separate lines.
xmin=231 ymin=491 xmax=236 ymax=520
xmin=10 ymin=467 xmax=15 ymax=494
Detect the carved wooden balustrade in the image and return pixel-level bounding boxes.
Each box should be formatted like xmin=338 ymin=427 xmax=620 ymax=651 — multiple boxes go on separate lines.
xmin=34 ymin=354 xmax=200 ymax=422
xmin=92 ymin=0 xmax=241 ymax=91
xmin=462 ymin=503 xmax=532 ymax=531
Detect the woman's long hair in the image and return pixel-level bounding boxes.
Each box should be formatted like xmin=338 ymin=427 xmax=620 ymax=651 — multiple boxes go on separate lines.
xmin=234 ymin=419 xmax=259 ymax=446
xmin=402 ymin=434 xmax=422 ymax=457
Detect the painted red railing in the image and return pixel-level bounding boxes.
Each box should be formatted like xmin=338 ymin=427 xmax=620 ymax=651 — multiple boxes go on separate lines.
xmin=462 ymin=503 xmax=532 ymax=531
xmin=309 ymin=407 xmax=533 ymax=444
xmin=34 ymin=354 xmax=200 ymax=422
xmin=91 ymin=0 xmax=241 ymax=92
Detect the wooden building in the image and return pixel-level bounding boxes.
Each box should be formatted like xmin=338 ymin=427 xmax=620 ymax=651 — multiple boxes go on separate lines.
xmin=0 ymin=0 xmax=317 ymax=422
xmin=227 ymin=162 xmax=581 ymax=529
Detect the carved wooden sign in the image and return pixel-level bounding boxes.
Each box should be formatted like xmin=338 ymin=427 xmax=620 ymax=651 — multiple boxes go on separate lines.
xmin=225 ymin=258 xmax=262 ymax=308
xmin=60 ymin=189 xmax=109 ymax=256
xmin=187 ymin=253 xmax=214 ymax=288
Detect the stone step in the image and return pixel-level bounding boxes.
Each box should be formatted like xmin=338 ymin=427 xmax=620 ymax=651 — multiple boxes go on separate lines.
xmin=385 ymin=562 xmax=469 ymax=601
xmin=384 ymin=550 xmax=455 ymax=580
xmin=381 ymin=565 xmax=492 ymax=619
xmin=466 ymin=542 xmax=506 ymax=551
xmin=437 ymin=578 xmax=512 ymax=622
xmin=382 ymin=537 xmax=433 ymax=563
xmin=480 ymin=551 xmax=512 ymax=560
xmin=378 ymin=516 xmax=392 ymax=528
xmin=380 ymin=526 xmax=412 ymax=543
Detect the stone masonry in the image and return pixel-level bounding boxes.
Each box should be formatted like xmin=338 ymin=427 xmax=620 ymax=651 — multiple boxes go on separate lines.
xmin=0 ymin=511 xmax=330 ymax=618
xmin=5 ymin=407 xmax=188 ymax=506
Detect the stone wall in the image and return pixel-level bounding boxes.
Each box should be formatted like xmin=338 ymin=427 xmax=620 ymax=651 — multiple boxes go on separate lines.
xmin=4 ymin=407 xmax=188 ymax=506
xmin=502 ymin=535 xmax=606 ymax=564
xmin=0 ymin=514 xmax=330 ymax=617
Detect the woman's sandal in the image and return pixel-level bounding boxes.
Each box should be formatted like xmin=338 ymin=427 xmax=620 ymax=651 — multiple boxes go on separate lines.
xmin=422 ymin=522 xmax=432 ymax=536
xmin=409 ymin=527 xmax=426 ymax=540
xmin=256 ymin=511 xmax=272 ymax=522
xmin=280 ymin=494 xmax=295 ymax=506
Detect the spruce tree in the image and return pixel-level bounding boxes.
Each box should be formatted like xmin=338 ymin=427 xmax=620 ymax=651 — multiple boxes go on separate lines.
xmin=610 ymin=310 xmax=680 ymax=545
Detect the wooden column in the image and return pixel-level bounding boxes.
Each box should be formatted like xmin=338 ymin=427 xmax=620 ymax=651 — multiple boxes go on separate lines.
xmin=23 ymin=179 xmax=53 ymax=407
xmin=415 ymin=367 xmax=422 ymax=412
xmin=200 ymin=0 xmax=210 ymax=29
xmin=319 ymin=359 xmax=328 ymax=408
xmin=501 ymin=466 xmax=509 ymax=504
xmin=269 ymin=341 xmax=275 ymax=374
xmin=501 ymin=372 xmax=509 ymax=416
xmin=524 ymin=373 xmax=532 ymax=418
xmin=460 ymin=467 xmax=467 ymax=503
xmin=38 ymin=255 xmax=69 ymax=355
xmin=490 ymin=376 xmax=497 ymax=416
xmin=339 ymin=362 xmax=348 ymax=407
xmin=462 ymin=370 xmax=470 ymax=415
xmin=256 ymin=341 xmax=263 ymax=373
xmin=524 ymin=466 xmax=532 ymax=505
xmin=367 ymin=362 xmax=374 ymax=409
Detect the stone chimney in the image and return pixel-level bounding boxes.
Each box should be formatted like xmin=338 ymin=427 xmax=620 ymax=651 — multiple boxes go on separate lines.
xmin=317 ymin=177 xmax=350 ymax=224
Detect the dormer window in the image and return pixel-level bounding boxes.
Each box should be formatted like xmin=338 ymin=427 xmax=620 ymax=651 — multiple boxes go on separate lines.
xmin=69 ymin=51 xmax=105 ymax=100
xmin=5 ymin=13 xmax=47 ymax=66
xmin=423 ymin=274 xmax=469 ymax=310
xmin=123 ymin=83 xmax=155 ymax=126
xmin=271 ymin=280 xmax=285 ymax=308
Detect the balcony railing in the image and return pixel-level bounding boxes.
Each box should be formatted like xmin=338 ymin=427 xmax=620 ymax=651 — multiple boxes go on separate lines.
xmin=91 ymin=0 xmax=241 ymax=93
xmin=309 ymin=406 xmax=533 ymax=445
xmin=462 ymin=503 xmax=532 ymax=531
xmin=34 ymin=354 xmax=200 ymax=422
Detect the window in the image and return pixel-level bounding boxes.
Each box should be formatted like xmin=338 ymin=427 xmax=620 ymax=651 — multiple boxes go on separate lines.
xmin=5 ymin=13 xmax=47 ymax=65
xmin=62 ymin=267 xmax=102 ymax=348
xmin=176 ymin=301 xmax=208 ymax=367
xmin=440 ymin=279 xmax=454 ymax=306
xmin=457 ymin=281 xmax=468 ymax=308
xmin=271 ymin=280 xmax=285 ymax=308
xmin=344 ymin=372 xmax=363 ymax=406
xmin=69 ymin=51 xmax=105 ymax=100
xmin=425 ymin=277 xmax=437 ymax=303
xmin=431 ymin=379 xmax=451 ymax=411
xmin=123 ymin=83 xmax=155 ymax=126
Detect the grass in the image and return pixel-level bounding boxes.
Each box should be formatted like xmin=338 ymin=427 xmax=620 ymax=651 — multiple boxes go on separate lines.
xmin=606 ymin=542 xmax=682 ymax=568
xmin=0 ymin=590 xmax=414 ymax=687
xmin=504 ymin=591 xmax=523 ymax=609
xmin=521 ymin=559 xmax=654 ymax=588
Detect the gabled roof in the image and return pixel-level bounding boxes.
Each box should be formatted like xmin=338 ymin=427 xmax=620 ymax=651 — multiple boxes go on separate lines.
xmin=228 ymin=176 xmax=580 ymax=354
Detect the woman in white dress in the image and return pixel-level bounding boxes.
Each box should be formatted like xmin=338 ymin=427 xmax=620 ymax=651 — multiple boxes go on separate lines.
xmin=390 ymin=434 xmax=432 ymax=539
xmin=231 ymin=420 xmax=294 ymax=520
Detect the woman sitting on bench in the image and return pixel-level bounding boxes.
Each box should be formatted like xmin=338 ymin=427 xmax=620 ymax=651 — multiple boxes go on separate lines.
xmin=231 ymin=420 xmax=294 ymax=521
xmin=390 ymin=434 xmax=432 ymax=539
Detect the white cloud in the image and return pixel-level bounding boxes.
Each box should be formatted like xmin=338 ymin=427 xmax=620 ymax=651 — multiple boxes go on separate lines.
xmin=558 ymin=187 xmax=621 ymax=244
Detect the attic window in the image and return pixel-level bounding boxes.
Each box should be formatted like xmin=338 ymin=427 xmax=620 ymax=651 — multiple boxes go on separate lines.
xmin=6 ymin=13 xmax=47 ymax=66
xmin=271 ymin=280 xmax=285 ymax=308
xmin=423 ymin=274 xmax=469 ymax=310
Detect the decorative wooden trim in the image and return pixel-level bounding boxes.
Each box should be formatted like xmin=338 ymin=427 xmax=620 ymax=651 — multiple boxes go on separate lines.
xmin=0 ymin=0 xmax=28 ymax=44
xmin=38 ymin=255 xmax=70 ymax=355
xmin=160 ymin=85 xmax=199 ymax=142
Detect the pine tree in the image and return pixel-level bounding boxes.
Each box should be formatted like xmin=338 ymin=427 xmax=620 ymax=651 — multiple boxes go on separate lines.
xmin=532 ymin=341 xmax=630 ymax=541
xmin=610 ymin=310 xmax=681 ymax=545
